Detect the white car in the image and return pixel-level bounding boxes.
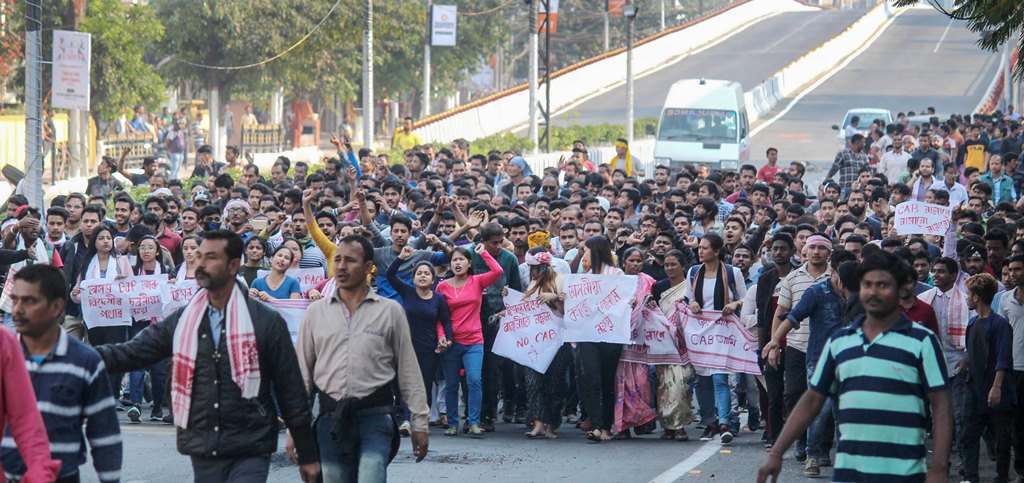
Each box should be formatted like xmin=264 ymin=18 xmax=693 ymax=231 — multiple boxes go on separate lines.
xmin=831 ymin=108 xmax=892 ymax=144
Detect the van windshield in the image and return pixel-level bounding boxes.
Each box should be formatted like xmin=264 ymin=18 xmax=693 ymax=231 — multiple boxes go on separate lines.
xmin=658 ymin=108 xmax=737 ymax=142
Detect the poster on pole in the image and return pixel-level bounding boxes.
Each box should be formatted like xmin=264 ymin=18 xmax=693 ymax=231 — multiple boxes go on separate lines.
xmin=894 ymin=200 xmax=952 ymax=236
xmin=538 ymin=0 xmax=560 ymax=33
xmin=431 ymin=5 xmax=457 ymax=47
xmin=607 ymin=0 xmax=626 ymax=15
xmin=562 ymin=274 xmax=636 ymax=343
xmin=52 ymin=30 xmax=91 ymax=111
xmin=492 ymin=290 xmax=565 ymax=373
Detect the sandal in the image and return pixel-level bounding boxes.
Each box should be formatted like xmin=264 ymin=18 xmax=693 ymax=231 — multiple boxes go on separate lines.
xmin=444 ymin=427 xmax=457 ymax=436
xmin=438 ymin=415 xmax=448 ymax=427
xmin=675 ymin=429 xmax=690 ymax=442
xmin=468 ymin=425 xmax=484 ymax=437
xmin=660 ymin=430 xmax=676 ymax=440
xmin=586 ymin=430 xmax=603 ymax=442
xmin=612 ymin=430 xmax=632 ymax=440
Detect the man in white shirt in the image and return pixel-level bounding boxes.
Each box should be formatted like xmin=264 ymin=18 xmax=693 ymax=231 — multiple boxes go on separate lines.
xmin=934 ymin=163 xmax=970 ymax=209
xmin=879 ymin=135 xmax=912 ymax=183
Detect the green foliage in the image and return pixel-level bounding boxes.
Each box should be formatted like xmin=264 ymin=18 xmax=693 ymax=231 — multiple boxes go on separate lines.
xmin=466 ymin=133 xmax=535 ymax=156
xmin=449 ymin=117 xmax=658 ymax=154
xmin=80 ymin=0 xmax=166 ymax=123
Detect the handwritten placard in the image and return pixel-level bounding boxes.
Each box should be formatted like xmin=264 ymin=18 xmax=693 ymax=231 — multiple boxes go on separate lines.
xmin=80 ymin=279 xmax=131 ymax=328
xmin=894 ymin=200 xmax=952 ymax=236
xmin=620 ymin=306 xmax=688 ymax=365
xmin=492 ymin=290 xmax=565 ymax=373
xmin=266 ymin=298 xmax=314 ymax=343
xmin=161 ymin=279 xmax=199 ymax=315
xmin=120 ymin=275 xmax=166 ymax=320
xmin=256 ymin=267 xmax=325 ymax=294
xmin=562 ymin=274 xmax=636 ymax=343
xmin=677 ymin=304 xmax=760 ymax=374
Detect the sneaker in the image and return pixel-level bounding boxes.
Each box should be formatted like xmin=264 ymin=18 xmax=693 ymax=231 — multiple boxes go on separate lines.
xmin=804 ymin=458 xmax=820 ymax=477
xmin=564 ymin=413 xmax=578 ymax=424
xmin=150 ymin=407 xmax=163 ymax=422
xmin=162 ymin=414 xmax=173 ymax=425
xmin=794 ymin=446 xmax=807 ymax=463
xmin=719 ymin=425 xmax=734 ymax=445
xmin=481 ymin=419 xmax=496 ymax=432
xmin=819 ymin=456 xmax=832 ymax=467
xmin=126 ymin=405 xmax=142 ymax=424
xmin=398 ymin=421 xmax=411 ymax=436
xmin=699 ymin=423 xmax=719 ymax=442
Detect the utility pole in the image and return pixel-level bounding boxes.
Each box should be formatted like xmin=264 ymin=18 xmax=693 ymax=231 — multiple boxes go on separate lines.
xmin=422 ymin=0 xmax=431 ymax=118
xmin=528 ymin=0 xmax=538 ymax=154
xmin=625 ymin=3 xmax=637 ymax=144
xmin=24 ymin=0 xmax=43 ymax=209
xmin=660 ymin=0 xmax=665 ymax=31
xmin=362 ymin=0 xmax=374 ymax=149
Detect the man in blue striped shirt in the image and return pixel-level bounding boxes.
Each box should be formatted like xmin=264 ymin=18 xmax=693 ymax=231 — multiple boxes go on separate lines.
xmin=1 ymin=265 xmax=122 ymax=483
xmin=758 ymin=251 xmax=953 ymax=483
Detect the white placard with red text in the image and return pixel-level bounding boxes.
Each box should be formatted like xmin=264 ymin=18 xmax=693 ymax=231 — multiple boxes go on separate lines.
xmin=562 ymin=274 xmax=637 ymax=343
xmin=620 ymin=305 xmax=688 ymax=365
xmin=677 ymin=304 xmax=760 ymax=375
xmin=266 ymin=298 xmax=314 ymax=343
xmin=256 ymin=268 xmax=325 ymax=294
xmin=161 ymin=279 xmax=199 ymax=315
xmin=894 ymin=200 xmax=952 ymax=236
xmin=493 ymin=290 xmax=565 ymax=373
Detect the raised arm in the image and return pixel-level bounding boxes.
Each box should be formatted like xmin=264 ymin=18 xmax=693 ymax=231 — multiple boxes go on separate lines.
xmin=473 ymin=244 xmax=504 ymax=288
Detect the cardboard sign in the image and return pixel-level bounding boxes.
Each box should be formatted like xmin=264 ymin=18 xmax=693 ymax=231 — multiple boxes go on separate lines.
xmin=562 ymin=274 xmax=637 ymax=343
xmin=256 ymin=268 xmax=325 ymax=294
xmin=620 ymin=306 xmax=688 ymax=365
xmin=80 ymin=279 xmax=131 ymax=328
xmin=121 ymin=275 xmax=166 ymax=320
xmin=492 ymin=290 xmax=565 ymax=373
xmin=161 ymin=279 xmax=199 ymax=315
xmin=677 ymin=304 xmax=760 ymax=375
xmin=894 ymin=200 xmax=952 ymax=236
xmin=266 ymin=298 xmax=314 ymax=343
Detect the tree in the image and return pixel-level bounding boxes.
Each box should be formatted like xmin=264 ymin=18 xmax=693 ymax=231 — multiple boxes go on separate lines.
xmin=0 ymin=0 xmax=22 ymax=110
xmin=893 ymin=0 xmax=1024 ymax=78
xmin=79 ymin=0 xmax=165 ymax=125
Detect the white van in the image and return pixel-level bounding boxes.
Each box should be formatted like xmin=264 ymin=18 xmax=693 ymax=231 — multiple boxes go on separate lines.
xmin=653 ymin=79 xmax=750 ymax=171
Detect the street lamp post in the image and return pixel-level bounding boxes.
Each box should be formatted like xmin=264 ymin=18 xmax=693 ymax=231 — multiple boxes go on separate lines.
xmin=624 ymin=2 xmax=637 ymax=145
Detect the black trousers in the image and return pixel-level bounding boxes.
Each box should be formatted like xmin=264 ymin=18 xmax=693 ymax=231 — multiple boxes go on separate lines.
xmin=577 ymin=342 xmax=623 ymax=431
xmin=783 ymin=347 xmax=807 ymax=449
xmin=88 ymin=325 xmax=128 ymax=399
xmin=525 ymin=344 xmax=572 ymax=426
xmin=1014 ymin=371 xmax=1024 ymax=474
xmin=961 ymin=387 xmax=1013 ymax=483
xmin=190 ymin=454 xmax=270 ymax=483
xmin=762 ymin=351 xmax=786 ymax=443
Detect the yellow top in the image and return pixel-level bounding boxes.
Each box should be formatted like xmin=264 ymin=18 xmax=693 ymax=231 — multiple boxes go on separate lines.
xmin=307 ymin=218 xmax=336 ymax=277
xmin=392 ymin=130 xmax=422 ymax=151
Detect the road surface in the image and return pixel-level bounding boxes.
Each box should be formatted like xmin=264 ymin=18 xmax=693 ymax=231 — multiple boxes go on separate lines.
xmin=750 ymin=7 xmax=1001 ymax=188
xmin=551 ymin=8 xmax=867 ymax=127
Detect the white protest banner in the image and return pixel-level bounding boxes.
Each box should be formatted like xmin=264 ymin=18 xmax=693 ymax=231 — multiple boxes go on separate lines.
xmin=80 ymin=279 xmax=130 ymax=328
xmin=256 ymin=268 xmax=325 ymax=294
xmin=492 ymin=290 xmax=565 ymax=373
xmin=52 ymin=30 xmax=91 ymax=111
xmin=431 ymin=5 xmax=457 ymax=46
xmin=161 ymin=279 xmax=199 ymax=315
xmin=894 ymin=200 xmax=952 ymax=236
xmin=562 ymin=274 xmax=636 ymax=343
xmin=120 ymin=275 xmax=165 ymax=320
xmin=620 ymin=306 xmax=688 ymax=365
xmin=677 ymin=304 xmax=760 ymax=375
xmin=266 ymin=299 xmax=314 ymax=343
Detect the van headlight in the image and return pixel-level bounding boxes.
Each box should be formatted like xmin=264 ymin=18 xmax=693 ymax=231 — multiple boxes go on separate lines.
xmin=720 ymin=160 xmax=738 ymax=169
xmin=655 ymin=157 xmax=672 ymax=164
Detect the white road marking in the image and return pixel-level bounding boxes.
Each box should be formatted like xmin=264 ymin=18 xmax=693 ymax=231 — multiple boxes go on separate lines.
xmin=648 ymin=440 xmax=723 ymax=483
xmin=933 ymin=18 xmax=953 ymax=53
xmin=750 ymin=7 xmax=907 ymax=138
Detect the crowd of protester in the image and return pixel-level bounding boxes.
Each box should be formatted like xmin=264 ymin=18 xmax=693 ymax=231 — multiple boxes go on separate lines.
xmin=1 ymin=108 xmax=1024 ymax=482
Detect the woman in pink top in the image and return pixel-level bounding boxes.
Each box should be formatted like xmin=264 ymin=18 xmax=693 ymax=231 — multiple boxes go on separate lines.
xmin=0 ymin=328 xmax=61 ymax=482
xmin=437 ymin=243 xmax=503 ymax=437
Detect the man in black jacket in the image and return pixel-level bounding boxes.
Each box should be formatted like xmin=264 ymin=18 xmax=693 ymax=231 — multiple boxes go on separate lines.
xmin=94 ymin=230 xmax=319 ymax=483
xmin=755 ymin=233 xmax=795 ymax=449
xmin=59 ymin=204 xmax=104 ymax=342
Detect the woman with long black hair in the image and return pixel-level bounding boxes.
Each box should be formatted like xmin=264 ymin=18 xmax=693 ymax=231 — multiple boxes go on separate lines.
xmin=576 ymin=235 xmax=625 ymax=442
xmin=686 ymin=232 xmax=746 ymax=445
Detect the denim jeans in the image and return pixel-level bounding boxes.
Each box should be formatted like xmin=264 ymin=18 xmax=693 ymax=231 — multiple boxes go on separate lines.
xmin=806 ymin=396 xmax=836 ymax=459
xmin=694 ymin=375 xmax=717 ymax=424
xmin=168 ymin=152 xmax=184 ymax=179
xmin=443 ymin=342 xmax=483 ymax=428
xmin=695 ymin=374 xmax=737 ymax=427
xmin=317 ymin=412 xmax=395 ymax=483
xmin=730 ymin=372 xmax=760 ymax=430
